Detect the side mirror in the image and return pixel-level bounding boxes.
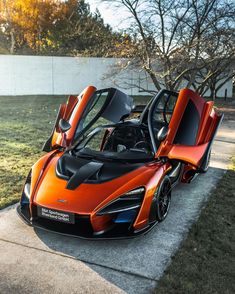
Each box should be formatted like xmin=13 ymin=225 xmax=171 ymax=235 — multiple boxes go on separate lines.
xmin=59 ymin=119 xmax=71 ymax=133
xmin=157 ymin=126 xmax=168 ymax=141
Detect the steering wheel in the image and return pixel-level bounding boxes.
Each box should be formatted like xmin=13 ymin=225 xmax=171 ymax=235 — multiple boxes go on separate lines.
xmin=133 ymin=141 xmax=152 ymax=151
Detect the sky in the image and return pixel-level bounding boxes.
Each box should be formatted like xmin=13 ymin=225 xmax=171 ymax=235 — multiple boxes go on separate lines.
xmin=86 ymin=0 xmax=131 ymax=30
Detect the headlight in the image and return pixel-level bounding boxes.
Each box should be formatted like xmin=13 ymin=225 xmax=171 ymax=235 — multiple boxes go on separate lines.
xmin=21 ymin=170 xmax=32 ymax=204
xmin=97 ymin=187 xmax=145 ymax=216
xmin=120 ymin=187 xmax=145 ymax=199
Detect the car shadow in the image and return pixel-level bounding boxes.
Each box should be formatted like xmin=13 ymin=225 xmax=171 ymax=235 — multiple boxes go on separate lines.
xmin=33 ymin=165 xmax=228 ymax=293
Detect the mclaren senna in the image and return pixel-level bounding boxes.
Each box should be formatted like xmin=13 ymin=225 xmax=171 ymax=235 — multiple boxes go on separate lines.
xmin=17 ymin=86 xmax=223 ymax=239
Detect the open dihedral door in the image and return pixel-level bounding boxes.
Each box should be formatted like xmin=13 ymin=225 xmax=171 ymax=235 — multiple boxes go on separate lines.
xmin=43 ymin=86 xmax=97 ymax=152
xmin=43 ymin=85 xmax=134 ymax=152
xmin=155 ymin=88 xmax=223 ymax=171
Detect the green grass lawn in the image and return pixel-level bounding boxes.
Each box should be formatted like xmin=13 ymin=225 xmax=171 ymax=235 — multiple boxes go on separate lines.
xmin=0 ymin=95 xmax=67 ymax=209
xmin=156 ymin=157 xmax=235 ymax=294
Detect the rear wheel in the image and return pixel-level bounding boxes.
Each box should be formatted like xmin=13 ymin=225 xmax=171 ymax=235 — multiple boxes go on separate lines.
xmin=155 ymin=176 xmax=172 ymax=222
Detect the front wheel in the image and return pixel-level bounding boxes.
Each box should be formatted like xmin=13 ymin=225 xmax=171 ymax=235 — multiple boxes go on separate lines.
xmin=155 ymin=176 xmax=172 ymax=222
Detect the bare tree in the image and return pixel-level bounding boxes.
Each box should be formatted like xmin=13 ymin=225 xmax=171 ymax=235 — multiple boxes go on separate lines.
xmin=192 ymin=23 xmax=235 ymax=99
xmin=102 ymin=0 xmax=235 ymax=96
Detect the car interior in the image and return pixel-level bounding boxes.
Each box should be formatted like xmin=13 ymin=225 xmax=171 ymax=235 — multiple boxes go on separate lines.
xmin=102 ymin=125 xmax=152 ymax=153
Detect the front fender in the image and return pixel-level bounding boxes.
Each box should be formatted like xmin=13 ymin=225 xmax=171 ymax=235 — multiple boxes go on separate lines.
xmin=26 ymin=151 xmax=60 ymax=218
xmin=133 ymin=162 xmax=171 ymax=231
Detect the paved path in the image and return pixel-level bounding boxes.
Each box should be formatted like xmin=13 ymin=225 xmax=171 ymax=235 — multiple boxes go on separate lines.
xmin=0 ymin=118 xmax=234 ymax=294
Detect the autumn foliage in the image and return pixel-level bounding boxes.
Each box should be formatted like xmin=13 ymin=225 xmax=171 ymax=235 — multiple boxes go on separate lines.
xmin=0 ymin=0 xmax=129 ymax=56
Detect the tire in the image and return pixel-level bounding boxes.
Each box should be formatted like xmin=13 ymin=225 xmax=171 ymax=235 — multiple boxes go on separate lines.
xmin=154 ymin=176 xmax=172 ymax=222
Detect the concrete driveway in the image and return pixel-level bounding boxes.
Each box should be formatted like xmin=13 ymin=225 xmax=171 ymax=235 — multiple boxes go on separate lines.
xmin=0 ymin=118 xmax=234 ymax=294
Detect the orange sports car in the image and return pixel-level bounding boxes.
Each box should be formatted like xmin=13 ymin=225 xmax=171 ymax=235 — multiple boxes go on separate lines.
xmin=17 ymin=86 xmax=223 ymax=239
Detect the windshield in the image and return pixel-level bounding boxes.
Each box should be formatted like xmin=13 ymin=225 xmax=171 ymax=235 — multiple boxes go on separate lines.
xmin=74 ymin=124 xmax=153 ymax=162
xmin=73 ymin=90 xmax=110 ymax=141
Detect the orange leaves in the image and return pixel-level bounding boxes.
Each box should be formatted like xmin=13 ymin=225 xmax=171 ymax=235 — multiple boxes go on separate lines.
xmin=0 ymin=0 xmax=67 ymax=52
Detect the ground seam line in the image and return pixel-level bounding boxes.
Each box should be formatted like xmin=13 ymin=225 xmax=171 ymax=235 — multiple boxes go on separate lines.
xmin=0 ymin=237 xmax=157 ymax=283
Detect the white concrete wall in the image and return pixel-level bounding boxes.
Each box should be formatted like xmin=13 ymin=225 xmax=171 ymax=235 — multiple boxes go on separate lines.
xmin=0 ymin=54 xmax=233 ymax=97
xmin=0 ymin=55 xmax=125 ymax=95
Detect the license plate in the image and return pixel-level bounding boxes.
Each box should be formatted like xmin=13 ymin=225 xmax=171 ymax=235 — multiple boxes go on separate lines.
xmin=37 ymin=206 xmax=75 ymax=224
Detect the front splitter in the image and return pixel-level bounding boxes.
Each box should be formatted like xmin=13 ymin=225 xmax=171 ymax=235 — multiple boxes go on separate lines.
xmin=16 ymin=204 xmax=158 ymax=240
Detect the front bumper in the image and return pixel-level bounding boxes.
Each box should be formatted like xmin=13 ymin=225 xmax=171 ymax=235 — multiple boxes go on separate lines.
xmin=17 ymin=203 xmax=157 ymax=240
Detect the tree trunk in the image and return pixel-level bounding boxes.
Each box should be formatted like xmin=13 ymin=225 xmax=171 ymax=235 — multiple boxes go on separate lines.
xmin=10 ymin=30 xmax=15 ymax=54
xmin=210 ymin=84 xmax=216 ymax=101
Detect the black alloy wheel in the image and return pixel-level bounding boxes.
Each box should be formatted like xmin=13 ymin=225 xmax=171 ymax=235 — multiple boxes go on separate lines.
xmin=155 ymin=176 xmax=172 ymax=222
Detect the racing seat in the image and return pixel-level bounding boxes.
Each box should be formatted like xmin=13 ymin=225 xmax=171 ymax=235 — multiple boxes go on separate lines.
xmin=103 ymin=127 xmax=139 ymax=152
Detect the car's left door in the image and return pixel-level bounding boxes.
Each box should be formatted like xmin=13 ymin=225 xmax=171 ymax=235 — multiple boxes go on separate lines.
xmin=43 ymin=86 xmax=97 ymax=151
xmin=43 ymin=86 xmax=133 ymax=152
